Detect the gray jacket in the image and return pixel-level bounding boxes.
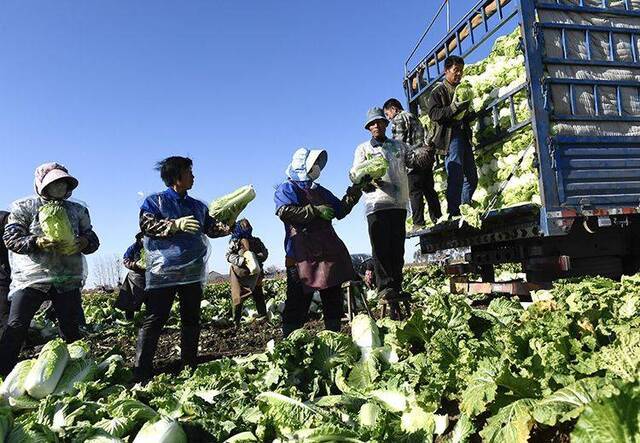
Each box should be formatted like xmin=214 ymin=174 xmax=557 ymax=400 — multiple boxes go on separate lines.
xmin=3 ymin=197 xmax=99 ymax=296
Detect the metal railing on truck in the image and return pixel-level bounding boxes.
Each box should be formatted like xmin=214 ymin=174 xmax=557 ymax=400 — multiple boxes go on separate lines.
xmin=404 ymin=0 xmax=640 ymax=239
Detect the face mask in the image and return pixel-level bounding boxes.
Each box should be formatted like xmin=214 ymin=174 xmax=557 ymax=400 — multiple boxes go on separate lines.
xmin=307 ymin=164 xmax=321 ymax=181
xmin=44 ymin=181 xmax=68 ymax=199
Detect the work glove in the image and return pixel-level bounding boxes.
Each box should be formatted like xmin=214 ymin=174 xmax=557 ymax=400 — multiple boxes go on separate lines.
xmin=452 ymin=100 xmax=471 ymax=117
xmin=413 ymin=147 xmax=435 ymax=169
xmin=171 ymin=216 xmax=201 ymax=234
xmin=314 ymin=205 xmax=335 ymax=221
xmin=36 ymin=237 xmax=59 ymax=251
xmin=359 ymin=175 xmax=377 ymax=193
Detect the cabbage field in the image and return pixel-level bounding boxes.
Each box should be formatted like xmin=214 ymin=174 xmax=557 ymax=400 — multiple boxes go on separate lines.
xmin=0 ymin=267 xmax=639 ymax=442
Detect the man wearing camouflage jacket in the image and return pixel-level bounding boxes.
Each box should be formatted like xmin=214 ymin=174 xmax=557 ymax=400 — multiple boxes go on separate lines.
xmin=384 ymin=98 xmax=442 ymax=229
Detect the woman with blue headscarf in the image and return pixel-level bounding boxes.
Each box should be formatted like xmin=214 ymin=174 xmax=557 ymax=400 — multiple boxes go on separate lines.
xmin=226 ymin=218 xmax=268 ymax=326
xmin=274 ymin=148 xmax=363 ymax=337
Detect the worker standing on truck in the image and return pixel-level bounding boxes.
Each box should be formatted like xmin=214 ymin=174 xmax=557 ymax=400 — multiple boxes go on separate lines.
xmin=115 ymin=232 xmax=147 ymax=321
xmin=134 ymin=156 xmax=230 ymax=382
xmin=383 ymin=98 xmax=442 ymax=230
xmin=353 ymin=108 xmax=429 ymax=312
xmin=274 ymin=148 xmax=362 ymax=337
xmin=0 ymin=163 xmax=100 ymax=376
xmin=426 ymin=55 xmax=478 ymax=217
xmin=0 ymin=211 xmax=12 ymax=335
xmin=226 ymin=218 xmax=269 ymax=327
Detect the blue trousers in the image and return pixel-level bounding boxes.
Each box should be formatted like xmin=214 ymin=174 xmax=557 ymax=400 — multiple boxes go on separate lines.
xmin=446 ymin=133 xmax=478 ymax=217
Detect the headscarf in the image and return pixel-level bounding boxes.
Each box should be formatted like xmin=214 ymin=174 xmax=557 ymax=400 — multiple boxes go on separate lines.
xmin=231 ymin=218 xmax=253 ymax=240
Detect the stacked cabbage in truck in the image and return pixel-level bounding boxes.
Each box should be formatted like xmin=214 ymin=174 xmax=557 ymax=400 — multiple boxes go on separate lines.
xmin=405 ymin=0 xmax=640 ymax=282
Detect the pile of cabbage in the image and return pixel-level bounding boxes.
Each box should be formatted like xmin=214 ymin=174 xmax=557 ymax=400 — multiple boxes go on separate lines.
xmin=0 ymin=338 xmax=186 ymax=442
xmin=418 ymin=28 xmax=540 ymax=227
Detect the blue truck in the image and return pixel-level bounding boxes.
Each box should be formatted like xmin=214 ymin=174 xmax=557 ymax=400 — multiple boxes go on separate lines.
xmin=405 ymin=0 xmax=640 ymax=283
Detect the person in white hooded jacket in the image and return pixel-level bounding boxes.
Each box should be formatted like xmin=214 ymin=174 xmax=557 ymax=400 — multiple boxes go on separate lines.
xmin=0 ymin=162 xmax=99 ymax=375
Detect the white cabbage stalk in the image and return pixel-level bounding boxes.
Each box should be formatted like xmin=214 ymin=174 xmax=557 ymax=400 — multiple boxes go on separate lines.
xmin=133 ymin=416 xmax=187 ymax=443
xmin=54 ymin=358 xmax=98 ymax=395
xmin=351 ymin=314 xmax=382 ymax=360
xmin=0 ymin=359 xmax=34 ymax=400
xmin=24 ymin=338 xmax=69 ymax=399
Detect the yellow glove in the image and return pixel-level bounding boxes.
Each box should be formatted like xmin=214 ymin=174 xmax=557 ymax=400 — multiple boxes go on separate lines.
xmin=171 ymin=216 xmax=201 ymax=234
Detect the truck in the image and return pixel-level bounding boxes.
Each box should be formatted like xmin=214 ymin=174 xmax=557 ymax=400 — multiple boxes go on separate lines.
xmin=404 ymin=0 xmax=640 ymax=286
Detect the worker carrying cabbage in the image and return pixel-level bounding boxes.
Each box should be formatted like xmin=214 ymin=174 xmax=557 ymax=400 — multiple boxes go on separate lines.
xmin=0 ymin=163 xmax=99 ymax=376
xmin=426 ymin=55 xmax=478 ymax=217
xmin=352 ymin=108 xmax=426 ymax=312
xmin=274 ymin=148 xmax=363 ymax=337
xmin=115 ymin=232 xmax=146 ymax=320
xmin=225 ymin=219 xmax=268 ymax=326
xmin=135 ymin=156 xmax=230 ymax=382
xmin=383 ymin=97 xmax=442 ymax=230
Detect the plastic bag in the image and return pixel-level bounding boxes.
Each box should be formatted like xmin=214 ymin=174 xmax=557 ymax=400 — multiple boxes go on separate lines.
xmin=144 ymin=234 xmax=210 ymax=290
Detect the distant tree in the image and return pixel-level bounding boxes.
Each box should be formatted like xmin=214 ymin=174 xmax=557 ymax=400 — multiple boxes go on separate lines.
xmin=92 ymin=254 xmax=122 ymax=291
xmin=264 ymin=265 xmax=283 ymax=277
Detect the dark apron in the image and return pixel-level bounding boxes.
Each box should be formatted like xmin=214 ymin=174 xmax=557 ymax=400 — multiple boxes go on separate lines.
xmin=230 ymin=265 xmax=262 ymax=306
xmin=288 ymin=185 xmax=355 ymax=294
xmin=115 ymin=271 xmax=146 ymax=313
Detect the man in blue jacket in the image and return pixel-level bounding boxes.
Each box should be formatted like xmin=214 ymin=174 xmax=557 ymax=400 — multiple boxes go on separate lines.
xmin=135 ymin=156 xmax=230 ymax=381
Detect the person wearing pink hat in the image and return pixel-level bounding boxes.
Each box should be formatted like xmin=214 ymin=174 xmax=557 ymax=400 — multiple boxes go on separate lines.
xmin=0 ymin=162 xmax=100 ymax=375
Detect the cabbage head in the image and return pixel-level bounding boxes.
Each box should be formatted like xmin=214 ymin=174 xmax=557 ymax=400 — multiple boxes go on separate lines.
xmin=209 ymin=185 xmax=256 ymax=226
xmin=0 ymin=359 xmax=34 ymax=400
xmin=133 ymin=416 xmax=187 ymax=443
xmin=350 ymin=156 xmax=388 ymax=184
xmin=39 ymin=202 xmax=76 ymax=255
xmin=24 ymin=338 xmax=69 ymax=399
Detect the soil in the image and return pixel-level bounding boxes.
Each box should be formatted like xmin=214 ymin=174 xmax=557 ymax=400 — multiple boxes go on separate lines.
xmin=20 ymin=317 xmax=341 ymax=377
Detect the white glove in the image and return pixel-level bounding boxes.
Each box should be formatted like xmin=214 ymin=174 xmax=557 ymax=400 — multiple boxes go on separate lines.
xmin=171 ymin=216 xmax=201 ymax=234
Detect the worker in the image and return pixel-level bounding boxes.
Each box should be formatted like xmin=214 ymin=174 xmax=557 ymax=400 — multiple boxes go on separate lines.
xmin=134 ymin=156 xmax=230 ymax=381
xmin=0 ymin=163 xmax=100 ymax=375
xmin=384 ymin=97 xmax=442 ymax=229
xmin=352 ymin=108 xmax=428 ymax=310
xmin=274 ymin=148 xmax=362 ymax=337
xmin=426 ymin=55 xmax=478 ymax=217
xmin=226 ymin=218 xmax=269 ymax=326
xmin=115 ymin=232 xmax=146 ymax=320
xmin=0 ymin=211 xmax=11 ymax=334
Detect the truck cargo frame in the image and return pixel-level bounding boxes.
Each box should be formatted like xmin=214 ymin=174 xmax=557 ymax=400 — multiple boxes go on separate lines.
xmin=404 ymin=0 xmax=640 ymax=281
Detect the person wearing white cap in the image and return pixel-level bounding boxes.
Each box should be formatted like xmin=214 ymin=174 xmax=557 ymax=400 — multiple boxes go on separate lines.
xmin=0 ymin=162 xmax=100 ymax=375
xmin=274 ymin=148 xmax=363 ymax=337
xmin=352 ymin=108 xmax=429 ymax=316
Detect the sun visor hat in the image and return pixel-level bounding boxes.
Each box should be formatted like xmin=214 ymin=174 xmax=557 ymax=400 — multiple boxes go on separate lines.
xmin=305 ymin=149 xmax=328 ymax=173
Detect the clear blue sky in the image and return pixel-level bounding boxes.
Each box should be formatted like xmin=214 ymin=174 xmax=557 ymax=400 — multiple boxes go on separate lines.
xmin=1 ymin=0 xmax=499 ymax=279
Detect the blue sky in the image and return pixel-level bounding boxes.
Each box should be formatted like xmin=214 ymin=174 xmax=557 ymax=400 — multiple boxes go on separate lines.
xmin=0 ymin=0 xmax=492 ymax=278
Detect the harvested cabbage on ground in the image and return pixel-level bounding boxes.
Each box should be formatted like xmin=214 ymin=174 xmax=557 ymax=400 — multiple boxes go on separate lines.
xmin=1 ymin=269 xmax=639 ymax=441
xmin=209 ymin=185 xmax=256 ymax=226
